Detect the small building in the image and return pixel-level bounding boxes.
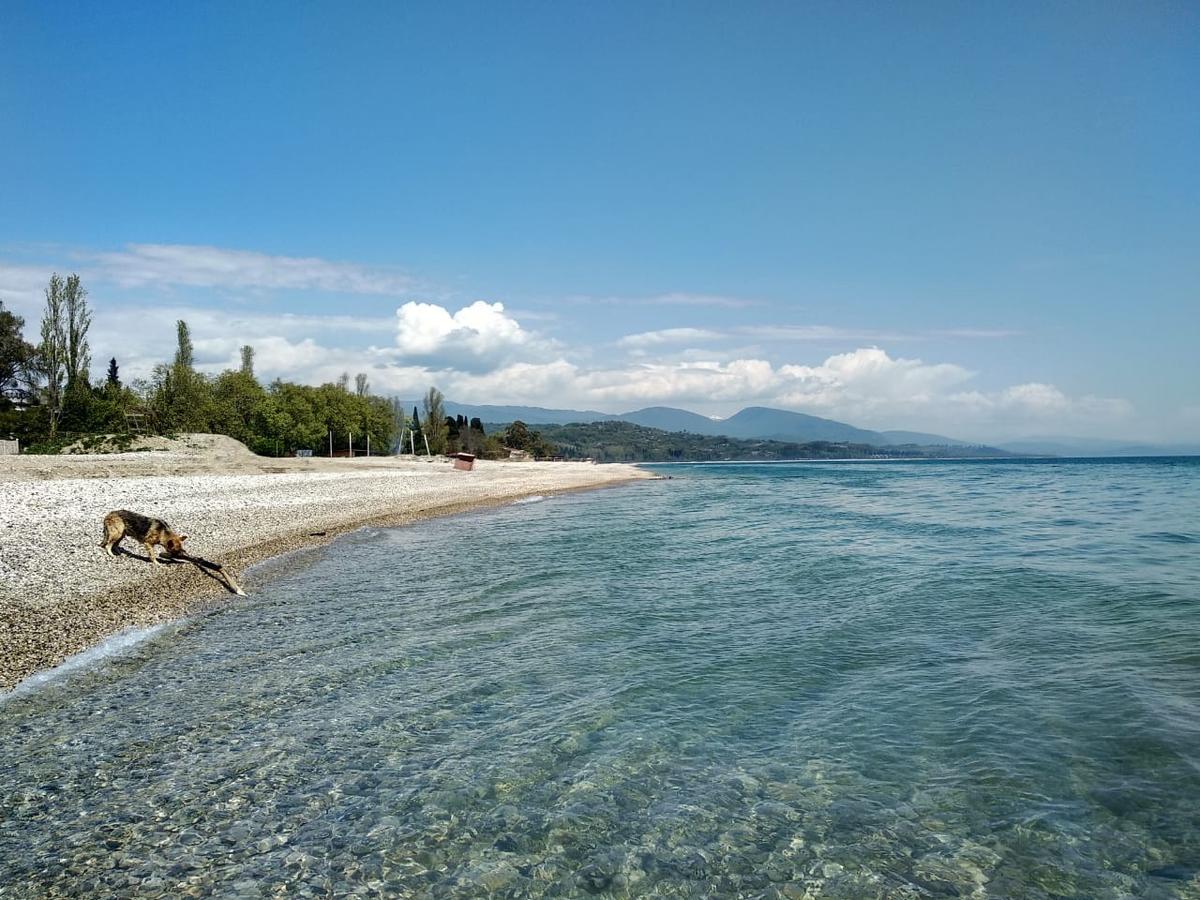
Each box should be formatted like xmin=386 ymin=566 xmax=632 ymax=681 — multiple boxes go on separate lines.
xmin=453 ymin=452 xmax=476 ymax=471
xmin=507 ymin=449 xmax=529 ymax=461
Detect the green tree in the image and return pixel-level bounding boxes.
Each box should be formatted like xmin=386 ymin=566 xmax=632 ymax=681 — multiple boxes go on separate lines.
xmin=106 ymin=357 xmax=120 ymax=389
xmin=239 ymin=345 xmax=255 ymax=377
xmin=63 ymin=274 xmax=91 ymax=388
xmin=210 ymin=368 xmax=267 ymax=449
xmin=504 ymin=420 xmax=533 ymax=451
xmin=355 ymin=372 xmax=369 ymax=397
xmin=422 ymin=386 xmax=448 ymax=454
xmin=37 ymin=275 xmax=69 ymax=435
xmin=0 ymin=301 xmax=34 ymax=404
xmin=174 ymin=319 xmax=194 ymax=371
xmin=155 ymin=319 xmax=211 ymax=431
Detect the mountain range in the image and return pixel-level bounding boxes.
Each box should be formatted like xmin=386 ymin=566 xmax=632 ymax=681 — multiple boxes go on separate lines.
xmin=406 ymin=401 xmax=1198 ymax=457
xmin=431 ymin=402 xmax=977 ymax=449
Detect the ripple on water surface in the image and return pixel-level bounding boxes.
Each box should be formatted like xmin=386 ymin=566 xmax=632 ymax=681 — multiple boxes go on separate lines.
xmin=1 ymin=457 xmax=1199 ymax=897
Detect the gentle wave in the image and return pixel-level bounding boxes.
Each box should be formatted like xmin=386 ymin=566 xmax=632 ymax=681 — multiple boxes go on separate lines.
xmin=1 ymin=623 xmax=171 ymax=703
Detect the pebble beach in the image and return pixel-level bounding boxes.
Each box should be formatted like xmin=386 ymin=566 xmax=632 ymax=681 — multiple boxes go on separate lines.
xmin=0 ymin=435 xmax=651 ymax=691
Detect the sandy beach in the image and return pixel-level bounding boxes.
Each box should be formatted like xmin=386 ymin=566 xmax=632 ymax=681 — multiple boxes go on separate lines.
xmin=0 ymin=435 xmax=652 ymax=690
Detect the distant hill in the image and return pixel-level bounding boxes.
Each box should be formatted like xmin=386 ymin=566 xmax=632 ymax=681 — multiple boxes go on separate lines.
xmin=879 ymin=430 xmax=972 ymax=447
xmin=441 ymin=401 xmax=615 ymax=425
xmin=535 ymin=420 xmax=1007 ymax=462
xmin=437 ymin=400 xmax=976 ymax=449
xmin=615 ymin=406 xmax=722 ymax=433
xmin=715 ymin=406 xmax=882 ymax=443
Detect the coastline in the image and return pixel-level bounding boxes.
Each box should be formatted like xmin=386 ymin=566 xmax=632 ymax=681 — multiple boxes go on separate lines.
xmin=0 ymin=439 xmax=653 ymax=691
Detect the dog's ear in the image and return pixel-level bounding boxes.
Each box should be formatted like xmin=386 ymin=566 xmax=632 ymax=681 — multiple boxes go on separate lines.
xmin=179 ymin=534 xmax=188 ymax=542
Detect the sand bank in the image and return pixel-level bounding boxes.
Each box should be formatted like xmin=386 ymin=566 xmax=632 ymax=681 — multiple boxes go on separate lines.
xmin=0 ymin=435 xmax=653 ymax=690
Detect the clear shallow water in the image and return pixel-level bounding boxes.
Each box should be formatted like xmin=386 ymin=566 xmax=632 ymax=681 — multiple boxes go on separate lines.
xmin=2 ymin=458 xmax=1199 ymax=898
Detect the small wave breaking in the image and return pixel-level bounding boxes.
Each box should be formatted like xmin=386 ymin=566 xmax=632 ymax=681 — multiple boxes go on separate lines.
xmin=1 ymin=624 xmax=171 ymax=703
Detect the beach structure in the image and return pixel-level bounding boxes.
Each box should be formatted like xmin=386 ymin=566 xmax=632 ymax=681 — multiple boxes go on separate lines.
xmin=452 ymin=452 xmax=476 ymax=471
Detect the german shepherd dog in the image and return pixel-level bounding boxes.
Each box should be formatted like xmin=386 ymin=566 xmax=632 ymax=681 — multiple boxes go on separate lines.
xmin=100 ymin=509 xmax=188 ymax=565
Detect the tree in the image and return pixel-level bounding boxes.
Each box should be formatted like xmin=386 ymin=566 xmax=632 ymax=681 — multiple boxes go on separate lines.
xmin=174 ymin=320 xmax=194 ymax=371
xmin=62 ymin=274 xmax=91 ymax=387
xmin=157 ymin=319 xmax=211 ymax=431
xmin=422 ymin=386 xmax=448 ymax=454
xmin=355 ymin=372 xmax=369 ymax=397
xmin=504 ymin=420 xmax=533 ymax=451
xmin=337 ymin=372 xmax=350 ymax=392
xmin=38 ymin=275 xmax=69 ymax=435
xmin=106 ymin=357 xmax=120 ymax=389
xmin=239 ymin=345 xmax=255 ymax=378
xmin=468 ymin=416 xmax=486 ymax=454
xmin=0 ymin=301 xmax=33 ymax=402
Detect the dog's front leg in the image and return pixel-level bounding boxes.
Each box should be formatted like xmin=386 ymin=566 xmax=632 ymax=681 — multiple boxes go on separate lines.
xmin=147 ymin=543 xmax=161 ymax=565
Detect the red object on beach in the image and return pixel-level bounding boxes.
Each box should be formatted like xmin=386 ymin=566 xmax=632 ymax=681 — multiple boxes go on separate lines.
xmin=453 ymin=453 xmax=476 ymax=471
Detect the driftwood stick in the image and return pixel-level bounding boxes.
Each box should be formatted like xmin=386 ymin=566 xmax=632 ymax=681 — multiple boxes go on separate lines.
xmin=174 ymin=551 xmax=247 ymax=596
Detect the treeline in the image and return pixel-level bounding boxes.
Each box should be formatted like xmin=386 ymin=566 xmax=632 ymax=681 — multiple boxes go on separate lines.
xmin=524 ymin=420 xmax=994 ymax=462
xmin=0 ymin=275 xmax=487 ymax=457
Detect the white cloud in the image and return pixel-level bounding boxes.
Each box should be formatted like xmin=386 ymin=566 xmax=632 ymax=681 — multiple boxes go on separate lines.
xmin=401 ymin=347 xmax=1130 ymax=441
xmin=393 ymin=300 xmax=550 ymax=372
xmin=617 ymin=327 xmax=724 ymax=349
xmin=777 ymin=347 xmax=976 ymax=411
xmin=0 ymin=263 xmax=54 ymax=317
xmin=614 ymin=323 xmax=1021 ymax=350
xmin=86 ymin=243 xmax=418 ymax=294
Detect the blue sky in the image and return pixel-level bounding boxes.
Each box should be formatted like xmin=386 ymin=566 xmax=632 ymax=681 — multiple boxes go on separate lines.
xmin=2 ymin=1 xmax=1197 ymax=441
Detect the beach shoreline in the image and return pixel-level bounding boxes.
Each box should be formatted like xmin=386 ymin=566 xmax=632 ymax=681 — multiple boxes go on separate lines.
xmin=0 ymin=436 xmax=653 ymax=691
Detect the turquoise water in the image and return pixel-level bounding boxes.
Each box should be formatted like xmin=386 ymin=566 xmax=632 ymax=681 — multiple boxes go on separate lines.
xmin=2 ymin=458 xmax=1199 ymax=898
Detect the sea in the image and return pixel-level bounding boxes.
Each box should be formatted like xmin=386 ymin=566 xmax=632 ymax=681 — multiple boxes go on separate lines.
xmin=1 ymin=457 xmax=1198 ymax=898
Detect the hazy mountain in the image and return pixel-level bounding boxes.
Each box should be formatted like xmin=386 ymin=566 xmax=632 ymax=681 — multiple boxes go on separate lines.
xmin=423 ymin=399 xmax=1011 ymax=450
xmin=439 ymin=402 xmax=615 ymax=425
xmin=616 ymin=406 xmax=723 ymax=433
xmin=879 ymin=430 xmax=972 ymax=447
xmin=710 ymin=406 xmax=882 ymax=443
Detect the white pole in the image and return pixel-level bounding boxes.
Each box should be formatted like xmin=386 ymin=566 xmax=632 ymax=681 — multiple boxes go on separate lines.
xmin=366 ymin=432 xmax=370 ymax=457
xmin=423 ymin=433 xmax=430 ymax=456
xmin=329 ymin=430 xmax=333 ymax=457
xmin=410 ymin=428 xmax=416 ymax=455
xmin=349 ymin=431 xmax=353 ymax=458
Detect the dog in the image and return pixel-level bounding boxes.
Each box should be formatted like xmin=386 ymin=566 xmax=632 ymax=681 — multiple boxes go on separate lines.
xmin=100 ymin=509 xmax=188 ymax=565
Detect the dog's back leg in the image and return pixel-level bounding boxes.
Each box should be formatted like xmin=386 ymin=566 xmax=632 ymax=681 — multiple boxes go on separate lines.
xmin=101 ymin=515 xmax=123 ymax=556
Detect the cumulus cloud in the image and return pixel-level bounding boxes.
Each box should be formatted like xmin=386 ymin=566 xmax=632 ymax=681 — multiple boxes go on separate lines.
xmin=393 ymin=300 xmax=550 ymax=372
xmin=776 ymin=347 xmax=976 ymax=411
xmin=86 ymin=243 xmax=418 ymax=294
xmin=397 ymin=347 xmax=1131 ymax=441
